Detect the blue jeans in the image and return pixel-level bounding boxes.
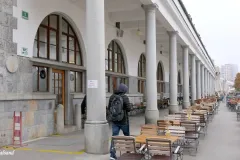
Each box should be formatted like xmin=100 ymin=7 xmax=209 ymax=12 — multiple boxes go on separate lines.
xmin=110 ymin=123 xmax=130 ymax=158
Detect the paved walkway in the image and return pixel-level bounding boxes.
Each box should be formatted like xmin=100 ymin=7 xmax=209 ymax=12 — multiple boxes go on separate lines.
xmin=1 ymin=103 xmax=240 ymax=160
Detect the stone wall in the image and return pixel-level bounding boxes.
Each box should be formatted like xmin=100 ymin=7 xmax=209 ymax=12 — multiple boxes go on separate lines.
xmin=0 ymin=0 xmax=56 ymax=147
xmin=0 ymin=99 xmax=55 ymax=146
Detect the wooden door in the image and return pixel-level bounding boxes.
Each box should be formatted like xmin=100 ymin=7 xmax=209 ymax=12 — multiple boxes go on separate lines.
xmin=52 ymin=69 xmax=65 ymax=119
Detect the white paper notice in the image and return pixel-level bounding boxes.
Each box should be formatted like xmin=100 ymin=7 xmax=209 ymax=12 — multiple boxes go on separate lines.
xmin=88 ymin=80 xmax=98 ymax=88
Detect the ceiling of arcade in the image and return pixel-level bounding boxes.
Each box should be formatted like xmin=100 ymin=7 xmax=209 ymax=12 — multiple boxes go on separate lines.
xmin=72 ymin=0 xmax=185 ymax=63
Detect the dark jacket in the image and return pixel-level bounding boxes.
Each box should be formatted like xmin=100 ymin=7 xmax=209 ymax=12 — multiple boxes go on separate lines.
xmin=108 ymin=83 xmax=131 ymax=125
xmin=81 ymin=95 xmax=87 ymax=115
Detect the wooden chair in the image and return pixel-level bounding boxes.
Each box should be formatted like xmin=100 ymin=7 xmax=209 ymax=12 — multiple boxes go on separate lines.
xmin=166 ymin=126 xmax=185 ymax=141
xmin=140 ymin=125 xmax=158 ymax=136
xmin=192 ymin=113 xmax=207 ymax=135
xmin=146 ymin=138 xmax=181 ymax=160
xmin=165 ymin=114 xmax=182 ymax=121
xmin=112 ymin=136 xmax=144 ymax=160
xmin=180 ymin=121 xmax=199 ymax=155
xmin=157 ymin=120 xmax=173 ymax=132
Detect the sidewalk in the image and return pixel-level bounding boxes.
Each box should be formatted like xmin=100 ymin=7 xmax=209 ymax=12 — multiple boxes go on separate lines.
xmin=2 ymin=103 xmax=240 ymax=160
xmin=0 ymin=114 xmax=144 ymax=160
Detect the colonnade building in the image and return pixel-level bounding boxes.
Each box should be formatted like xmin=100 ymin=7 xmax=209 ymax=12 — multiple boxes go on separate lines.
xmin=0 ymin=0 xmax=216 ymax=153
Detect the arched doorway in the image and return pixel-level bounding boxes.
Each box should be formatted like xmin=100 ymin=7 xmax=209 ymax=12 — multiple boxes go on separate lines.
xmin=157 ymin=62 xmax=164 ymax=93
xmin=138 ymin=54 xmax=146 ymax=93
xmin=32 ymin=14 xmax=84 ymax=124
xmin=105 ymin=40 xmax=127 ymax=93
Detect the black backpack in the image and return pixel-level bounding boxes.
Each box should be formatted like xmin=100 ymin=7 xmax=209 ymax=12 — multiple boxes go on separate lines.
xmin=109 ymin=94 xmax=124 ymax=122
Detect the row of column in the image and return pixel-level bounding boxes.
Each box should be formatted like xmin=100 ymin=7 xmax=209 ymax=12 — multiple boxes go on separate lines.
xmin=84 ymin=1 xmax=215 ymax=153
xmin=183 ymin=49 xmax=215 ymax=107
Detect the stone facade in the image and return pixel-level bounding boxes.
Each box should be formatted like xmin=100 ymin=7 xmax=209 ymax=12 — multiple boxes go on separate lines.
xmin=0 ymin=0 xmax=55 ymax=147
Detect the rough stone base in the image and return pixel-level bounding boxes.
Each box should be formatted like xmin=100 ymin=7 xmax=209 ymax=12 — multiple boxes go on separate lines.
xmin=0 ymin=100 xmax=55 ymax=147
xmin=84 ymin=122 xmax=109 ymax=154
xmin=145 ymin=109 xmax=159 ymax=124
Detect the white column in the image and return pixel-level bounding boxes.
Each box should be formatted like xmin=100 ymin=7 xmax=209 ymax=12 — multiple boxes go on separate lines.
xmin=182 ymin=46 xmax=190 ymax=108
xmin=201 ymin=65 xmax=205 ymax=98
xmin=168 ymin=31 xmax=178 ymax=113
xmin=85 ymin=0 xmax=108 ymax=154
xmin=196 ymin=61 xmax=201 ymax=99
xmin=207 ymin=71 xmax=210 ymax=96
xmin=191 ymin=55 xmax=196 ymax=104
xmin=205 ymin=69 xmax=208 ymax=97
xmin=144 ymin=4 xmax=159 ymax=124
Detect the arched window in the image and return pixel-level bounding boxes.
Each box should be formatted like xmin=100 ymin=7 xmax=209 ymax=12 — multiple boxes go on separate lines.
xmin=105 ymin=40 xmax=127 ymax=93
xmin=33 ymin=15 xmax=82 ymax=65
xmin=178 ymin=71 xmax=182 ymax=94
xmin=157 ymin=62 xmax=164 ymax=93
xmin=33 ymin=15 xmax=83 ymax=95
xmin=138 ymin=54 xmax=146 ymax=93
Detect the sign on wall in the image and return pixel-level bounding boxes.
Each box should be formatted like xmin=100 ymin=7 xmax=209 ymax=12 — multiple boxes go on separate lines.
xmin=22 ymin=11 xmax=29 ymax=20
xmin=21 ymin=47 xmax=28 ymax=56
xmin=88 ymin=80 xmax=98 ymax=88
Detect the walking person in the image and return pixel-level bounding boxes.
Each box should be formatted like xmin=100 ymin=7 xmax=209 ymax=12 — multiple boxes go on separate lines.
xmin=108 ymin=83 xmax=131 ymax=160
xmin=81 ymin=95 xmax=87 ymax=129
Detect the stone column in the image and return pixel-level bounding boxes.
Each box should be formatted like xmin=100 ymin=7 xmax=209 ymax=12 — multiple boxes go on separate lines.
xmin=168 ymin=31 xmax=178 ymax=113
xmin=144 ymin=4 xmax=159 ymax=124
xmin=201 ymin=65 xmax=205 ymax=98
xmin=84 ymin=0 xmax=109 ymax=154
xmin=191 ymin=55 xmax=196 ymax=104
xmin=182 ymin=46 xmax=190 ymax=108
xmin=196 ymin=61 xmax=201 ymax=99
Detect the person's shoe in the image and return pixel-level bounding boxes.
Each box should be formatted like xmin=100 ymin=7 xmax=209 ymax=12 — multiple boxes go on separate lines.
xmin=109 ymin=157 xmax=116 ymax=160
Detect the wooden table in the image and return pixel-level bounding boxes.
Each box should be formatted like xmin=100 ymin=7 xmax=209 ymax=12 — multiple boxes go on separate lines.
xmin=135 ymin=135 xmax=179 ymax=144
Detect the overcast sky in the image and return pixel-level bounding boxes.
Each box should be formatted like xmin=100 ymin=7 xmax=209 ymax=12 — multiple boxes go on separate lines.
xmin=183 ymin=0 xmax=240 ymax=69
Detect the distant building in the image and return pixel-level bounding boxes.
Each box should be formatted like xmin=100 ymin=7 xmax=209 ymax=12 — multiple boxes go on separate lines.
xmin=221 ymin=64 xmax=238 ymax=82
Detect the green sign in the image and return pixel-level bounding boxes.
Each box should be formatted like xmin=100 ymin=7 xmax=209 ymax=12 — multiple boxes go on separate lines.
xmin=22 ymin=11 xmax=28 ymax=20
xmin=21 ymin=47 xmax=28 ymax=56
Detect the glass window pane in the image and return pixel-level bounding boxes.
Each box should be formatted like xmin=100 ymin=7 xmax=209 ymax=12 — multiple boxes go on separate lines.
xmin=62 ymin=19 xmax=68 ymax=33
xmin=105 ymin=59 xmax=108 ymax=70
xmin=62 ymin=48 xmax=67 ymax=63
xmin=32 ymin=66 xmax=38 ymax=92
xmin=39 ymin=67 xmax=48 ymax=92
xmin=114 ymin=42 xmax=118 ymax=52
xmin=69 ymin=50 xmax=75 ymax=64
xmin=50 ymin=30 xmax=57 ymax=60
xmin=62 ymin=34 xmax=67 ymax=49
xmin=41 ymin=16 xmax=48 ymax=26
xmin=50 ymin=15 xmax=58 ymax=29
xmin=69 ymin=27 xmax=74 ymax=36
xmin=121 ymin=60 xmax=125 ymax=73
xmin=39 ymin=27 xmax=47 ymax=58
xmin=76 ymin=43 xmax=80 ymax=51
xmin=109 ymin=52 xmax=112 ymax=71
xmin=70 ymin=71 xmax=75 ymax=92
xmin=69 ymin=37 xmax=75 ymax=50
xmin=114 ymin=53 xmax=118 ymax=72
xmin=76 ymin=52 xmax=81 ymax=65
